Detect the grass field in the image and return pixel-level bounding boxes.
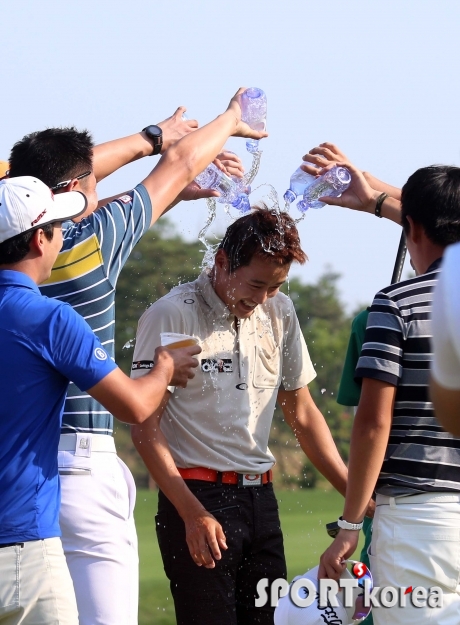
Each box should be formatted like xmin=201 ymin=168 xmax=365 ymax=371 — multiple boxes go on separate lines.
xmin=135 ymin=487 xmax=363 ymax=625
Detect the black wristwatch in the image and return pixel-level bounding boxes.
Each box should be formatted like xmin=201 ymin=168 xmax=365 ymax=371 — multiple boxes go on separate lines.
xmin=142 ymin=125 xmax=163 ymax=156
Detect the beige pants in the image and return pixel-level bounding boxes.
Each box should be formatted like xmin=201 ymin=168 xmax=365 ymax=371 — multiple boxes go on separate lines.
xmin=0 ymin=537 xmax=78 ymax=625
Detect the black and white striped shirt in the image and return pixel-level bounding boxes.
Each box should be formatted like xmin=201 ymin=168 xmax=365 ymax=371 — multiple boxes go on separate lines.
xmin=355 ymin=258 xmax=460 ymax=496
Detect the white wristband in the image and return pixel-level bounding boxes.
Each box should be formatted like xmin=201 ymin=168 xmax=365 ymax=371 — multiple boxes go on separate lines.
xmin=337 ymin=516 xmax=363 ymax=531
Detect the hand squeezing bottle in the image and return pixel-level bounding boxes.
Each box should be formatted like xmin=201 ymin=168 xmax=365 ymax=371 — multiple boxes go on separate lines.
xmin=195 ymin=163 xmax=250 ymax=213
xmin=297 ymin=166 xmax=351 ymax=212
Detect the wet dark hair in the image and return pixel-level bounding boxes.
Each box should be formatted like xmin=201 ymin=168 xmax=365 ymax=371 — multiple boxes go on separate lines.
xmin=0 ymin=224 xmax=54 ymax=265
xmin=218 ymin=207 xmax=307 ymax=272
xmin=401 ymin=165 xmax=460 ymax=247
xmin=8 ymin=127 xmax=94 ymax=188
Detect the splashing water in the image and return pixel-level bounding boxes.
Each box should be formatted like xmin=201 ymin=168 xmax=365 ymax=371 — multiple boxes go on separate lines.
xmin=197 ymin=151 xmax=264 ymax=269
xmin=198 ymin=198 xmax=218 ymax=270
xmin=123 ymin=338 xmax=136 ymax=350
xmin=242 ymin=150 xmax=263 ymax=187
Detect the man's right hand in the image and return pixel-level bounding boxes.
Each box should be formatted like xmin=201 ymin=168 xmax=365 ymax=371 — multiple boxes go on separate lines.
xmin=314 ymin=161 xmax=381 ymax=215
xmin=227 ymin=88 xmax=269 ymax=141
xmin=182 ymin=508 xmax=228 ymax=568
xmin=153 ymin=344 xmax=201 ymax=388
xmin=157 ymin=106 xmax=199 ymax=154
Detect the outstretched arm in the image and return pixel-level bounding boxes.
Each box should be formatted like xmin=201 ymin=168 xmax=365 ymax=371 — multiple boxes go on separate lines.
xmin=87 ymin=344 xmax=199 ymax=424
xmin=311 ymin=160 xmax=402 ymax=225
xmin=131 ymin=400 xmax=227 ymax=569
xmin=278 ymin=386 xmax=348 ymax=497
xmin=92 ymin=106 xmax=198 ymax=183
xmin=141 ymin=87 xmax=267 ymax=226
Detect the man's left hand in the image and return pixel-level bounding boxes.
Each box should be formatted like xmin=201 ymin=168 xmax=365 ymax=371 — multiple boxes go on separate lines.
xmin=318 ymin=529 xmax=360 ymax=581
xmin=157 ymin=106 xmax=199 ymax=154
xmin=176 ymin=151 xmax=245 ymax=202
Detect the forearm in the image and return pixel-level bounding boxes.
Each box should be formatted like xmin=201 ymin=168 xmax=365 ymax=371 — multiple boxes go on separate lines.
xmin=296 ymin=417 xmax=348 ymax=497
xmin=92 ymin=133 xmax=153 ymax=182
xmin=131 ymin=409 xmax=206 ymax=519
xmin=88 ymin=358 xmax=173 ymax=424
xmin=360 ymin=190 xmax=402 ymax=225
xmin=141 ymin=110 xmax=238 ymax=221
xmin=343 ymin=405 xmax=392 ymax=523
xmin=279 ymin=388 xmax=348 ymax=497
xmin=362 ymin=172 xmax=401 ymax=201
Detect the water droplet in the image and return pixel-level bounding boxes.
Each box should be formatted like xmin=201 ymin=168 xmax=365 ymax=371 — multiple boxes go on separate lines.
xmin=321 ymin=388 xmax=326 ymax=394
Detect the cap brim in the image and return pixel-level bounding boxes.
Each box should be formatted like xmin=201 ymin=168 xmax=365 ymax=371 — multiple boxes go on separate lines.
xmin=51 ymin=190 xmax=87 ymax=221
xmin=37 ymin=190 xmax=88 ymax=229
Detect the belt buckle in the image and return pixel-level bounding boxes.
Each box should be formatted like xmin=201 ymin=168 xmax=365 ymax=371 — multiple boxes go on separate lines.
xmin=238 ymin=473 xmax=262 ymax=487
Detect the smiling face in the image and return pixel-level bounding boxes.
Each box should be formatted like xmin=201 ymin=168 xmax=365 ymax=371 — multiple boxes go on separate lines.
xmin=212 ymin=249 xmax=290 ymax=318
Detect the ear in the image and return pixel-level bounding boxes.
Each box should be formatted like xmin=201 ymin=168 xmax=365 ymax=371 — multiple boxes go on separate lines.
xmin=405 ymin=215 xmax=423 ymax=244
xmin=67 ymin=179 xmax=79 ymax=192
xmin=214 ymin=248 xmax=229 ymax=272
xmin=29 ymin=228 xmax=47 ymax=257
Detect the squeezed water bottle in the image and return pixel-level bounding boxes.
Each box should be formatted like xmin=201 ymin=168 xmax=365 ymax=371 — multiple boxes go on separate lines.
xmin=240 ymin=88 xmax=267 ymax=154
xmin=297 ymin=166 xmax=351 ymax=212
xmin=283 ymin=166 xmax=318 ymax=204
xmin=195 ymin=162 xmax=251 ymax=213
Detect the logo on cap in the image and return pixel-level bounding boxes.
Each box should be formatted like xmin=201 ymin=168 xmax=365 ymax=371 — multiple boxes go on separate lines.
xmin=31 ymin=209 xmax=47 ymax=226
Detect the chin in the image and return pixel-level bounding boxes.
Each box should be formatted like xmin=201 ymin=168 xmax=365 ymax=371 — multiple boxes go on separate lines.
xmin=236 ymin=304 xmax=257 ymax=318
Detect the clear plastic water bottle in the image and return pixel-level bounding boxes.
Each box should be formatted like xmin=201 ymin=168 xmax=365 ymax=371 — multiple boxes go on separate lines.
xmin=283 ymin=166 xmax=318 ymax=204
xmin=195 ymin=163 xmax=251 ymax=213
xmin=297 ymin=165 xmax=351 ymax=212
xmin=240 ymin=88 xmax=267 ymax=154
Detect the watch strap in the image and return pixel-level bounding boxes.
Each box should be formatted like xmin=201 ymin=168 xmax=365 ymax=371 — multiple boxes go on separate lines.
xmin=142 ymin=125 xmax=163 ymax=156
xmin=337 ymin=516 xmax=363 ymax=531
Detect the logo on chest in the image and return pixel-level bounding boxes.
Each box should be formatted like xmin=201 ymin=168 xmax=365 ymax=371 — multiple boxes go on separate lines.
xmin=201 ymin=358 xmax=233 ymax=373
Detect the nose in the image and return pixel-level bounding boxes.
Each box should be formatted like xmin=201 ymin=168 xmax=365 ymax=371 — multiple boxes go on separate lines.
xmin=252 ymin=290 xmax=269 ymax=305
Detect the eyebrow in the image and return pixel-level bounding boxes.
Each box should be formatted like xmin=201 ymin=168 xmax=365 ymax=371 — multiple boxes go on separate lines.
xmin=250 ymin=279 xmax=286 ymax=287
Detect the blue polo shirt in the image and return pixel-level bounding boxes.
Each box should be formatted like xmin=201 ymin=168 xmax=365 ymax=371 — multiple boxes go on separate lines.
xmin=0 ymin=270 xmax=117 ymax=544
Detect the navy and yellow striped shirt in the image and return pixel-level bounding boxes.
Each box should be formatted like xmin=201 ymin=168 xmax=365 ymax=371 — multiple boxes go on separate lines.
xmin=40 ymin=184 xmax=152 ymax=436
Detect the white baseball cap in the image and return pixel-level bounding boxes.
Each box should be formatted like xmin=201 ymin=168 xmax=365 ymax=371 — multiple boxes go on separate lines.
xmin=275 ymin=565 xmax=364 ymax=625
xmin=0 ymin=176 xmax=87 ymax=244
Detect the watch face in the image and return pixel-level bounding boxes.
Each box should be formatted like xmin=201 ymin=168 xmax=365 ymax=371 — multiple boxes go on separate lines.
xmin=146 ymin=125 xmax=162 ymax=138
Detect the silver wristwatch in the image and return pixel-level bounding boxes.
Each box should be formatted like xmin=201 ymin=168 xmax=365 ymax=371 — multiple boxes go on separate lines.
xmin=337 ymin=516 xmax=364 ymax=531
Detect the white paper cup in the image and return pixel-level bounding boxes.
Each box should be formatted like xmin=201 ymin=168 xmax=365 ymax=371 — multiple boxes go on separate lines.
xmin=160 ymin=332 xmax=198 ymax=349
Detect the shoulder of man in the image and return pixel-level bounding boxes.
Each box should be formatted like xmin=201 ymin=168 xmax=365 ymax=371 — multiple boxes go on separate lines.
xmin=138 ymin=278 xmax=199 ymax=324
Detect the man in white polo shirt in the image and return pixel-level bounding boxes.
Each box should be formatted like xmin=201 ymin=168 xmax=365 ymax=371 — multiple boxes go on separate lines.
xmin=131 ymin=208 xmax=348 ymax=625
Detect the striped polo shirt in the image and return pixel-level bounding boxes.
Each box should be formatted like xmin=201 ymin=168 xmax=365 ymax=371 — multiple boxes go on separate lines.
xmin=40 ymin=185 xmax=152 ymax=436
xmin=355 ymin=258 xmax=460 ymax=496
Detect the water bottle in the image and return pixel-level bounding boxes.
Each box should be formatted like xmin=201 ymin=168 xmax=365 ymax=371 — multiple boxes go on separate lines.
xmin=240 ymin=88 xmax=267 ymax=154
xmin=297 ymin=166 xmax=351 ymax=212
xmin=283 ymin=166 xmax=318 ymax=204
xmin=195 ymin=162 xmax=251 ymax=213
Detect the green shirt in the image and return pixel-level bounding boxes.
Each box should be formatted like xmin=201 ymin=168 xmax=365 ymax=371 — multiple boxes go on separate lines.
xmin=337 ymin=308 xmax=370 ymax=406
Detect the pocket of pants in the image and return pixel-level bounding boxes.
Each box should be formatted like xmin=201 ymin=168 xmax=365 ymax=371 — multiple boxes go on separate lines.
xmin=0 ymin=547 xmax=20 ymax=616
xmin=58 ymin=467 xmax=91 ymax=476
xmin=394 ymin=525 xmax=460 ymax=592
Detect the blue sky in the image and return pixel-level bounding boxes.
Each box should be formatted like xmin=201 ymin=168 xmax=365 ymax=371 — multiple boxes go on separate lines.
xmin=3 ymin=0 xmax=460 ymax=311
